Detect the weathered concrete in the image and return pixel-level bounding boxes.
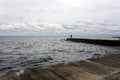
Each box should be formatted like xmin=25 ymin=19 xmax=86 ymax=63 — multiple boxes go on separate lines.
xmin=66 ymin=38 xmax=120 ymax=46
xmin=0 ymin=54 xmax=120 ymax=80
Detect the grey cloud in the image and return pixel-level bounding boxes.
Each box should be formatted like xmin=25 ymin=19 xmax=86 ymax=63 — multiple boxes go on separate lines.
xmin=0 ymin=0 xmax=120 ymax=36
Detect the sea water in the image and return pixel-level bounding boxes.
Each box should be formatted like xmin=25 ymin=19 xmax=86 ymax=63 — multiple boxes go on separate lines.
xmin=0 ymin=36 xmax=120 ymax=73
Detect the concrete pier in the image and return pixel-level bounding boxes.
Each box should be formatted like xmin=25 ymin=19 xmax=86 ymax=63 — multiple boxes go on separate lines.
xmin=0 ymin=54 xmax=120 ymax=80
xmin=66 ymin=38 xmax=120 ymax=46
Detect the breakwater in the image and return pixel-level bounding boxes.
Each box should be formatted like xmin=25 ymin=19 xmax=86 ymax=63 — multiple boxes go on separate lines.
xmin=66 ymin=38 xmax=120 ymax=46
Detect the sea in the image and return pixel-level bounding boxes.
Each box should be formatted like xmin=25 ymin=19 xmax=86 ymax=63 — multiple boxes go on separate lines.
xmin=0 ymin=36 xmax=120 ymax=73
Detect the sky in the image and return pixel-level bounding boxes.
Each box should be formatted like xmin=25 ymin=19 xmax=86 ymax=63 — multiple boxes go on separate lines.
xmin=0 ymin=0 xmax=120 ymax=36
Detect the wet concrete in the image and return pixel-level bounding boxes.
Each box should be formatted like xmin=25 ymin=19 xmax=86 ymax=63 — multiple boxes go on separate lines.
xmin=0 ymin=54 xmax=120 ymax=80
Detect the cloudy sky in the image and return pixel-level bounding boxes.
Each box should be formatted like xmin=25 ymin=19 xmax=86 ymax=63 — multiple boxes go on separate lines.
xmin=0 ymin=0 xmax=120 ymax=36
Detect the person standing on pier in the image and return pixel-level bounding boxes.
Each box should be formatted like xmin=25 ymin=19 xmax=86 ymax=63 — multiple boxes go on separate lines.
xmin=70 ymin=35 xmax=72 ymax=38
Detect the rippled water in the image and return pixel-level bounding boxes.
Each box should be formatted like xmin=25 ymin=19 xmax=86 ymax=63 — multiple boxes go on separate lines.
xmin=0 ymin=36 xmax=120 ymax=73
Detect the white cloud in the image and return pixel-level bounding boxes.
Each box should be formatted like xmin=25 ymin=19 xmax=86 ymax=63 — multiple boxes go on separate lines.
xmin=0 ymin=0 xmax=120 ymax=36
xmin=0 ymin=20 xmax=119 ymax=36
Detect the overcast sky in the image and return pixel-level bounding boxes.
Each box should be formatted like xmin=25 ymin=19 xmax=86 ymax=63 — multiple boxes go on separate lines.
xmin=0 ymin=0 xmax=120 ymax=36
